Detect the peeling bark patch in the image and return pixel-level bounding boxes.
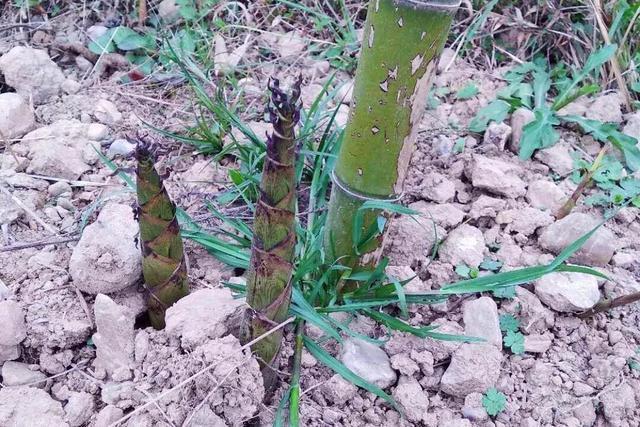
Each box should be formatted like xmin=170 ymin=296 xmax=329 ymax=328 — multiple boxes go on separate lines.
xmin=371 ymin=126 xmax=380 ymax=135
xmin=411 ymin=54 xmax=424 ymax=75
xmin=375 ymin=0 xmax=379 ymax=12
xmin=379 ymin=79 xmax=389 ymax=92
xmin=397 ymin=17 xmax=404 ymax=27
xmin=368 ymin=25 xmax=375 ymax=48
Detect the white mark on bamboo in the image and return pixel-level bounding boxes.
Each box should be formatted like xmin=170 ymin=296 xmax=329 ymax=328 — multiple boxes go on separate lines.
xmin=371 ymin=126 xmax=380 ymax=135
xmin=397 ymin=17 xmax=404 ymax=27
xmin=388 ymin=66 xmax=398 ymax=80
xmin=357 ymin=168 xmax=363 ymax=176
xmin=421 ymin=32 xmax=426 ymax=40
xmin=379 ymin=79 xmax=389 ymax=92
xmin=375 ymin=0 xmax=380 ymax=12
xmin=411 ymin=54 xmax=424 ymax=75
xmin=368 ymin=25 xmax=375 ymax=48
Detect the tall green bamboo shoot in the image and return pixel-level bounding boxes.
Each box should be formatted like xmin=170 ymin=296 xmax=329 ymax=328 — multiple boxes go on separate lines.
xmin=324 ymin=0 xmax=460 ymax=274
xmin=136 ymin=140 xmax=189 ymax=329
xmin=241 ymin=78 xmax=301 ymax=388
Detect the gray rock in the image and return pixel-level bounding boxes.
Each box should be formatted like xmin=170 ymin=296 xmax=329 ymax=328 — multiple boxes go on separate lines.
xmin=0 ymin=93 xmax=35 ymax=139
xmin=86 ymin=123 xmax=109 ymax=141
xmin=534 ymin=142 xmax=574 ymax=175
xmin=277 ymin=31 xmax=306 ymax=59
xmin=23 ymin=120 xmax=101 ymax=180
xmin=0 ymin=300 xmax=26 ymax=363
xmin=469 ymin=195 xmax=506 ymax=219
xmin=418 ymin=202 xmax=465 ymax=229
xmin=496 ymin=207 xmax=554 ymax=237
xmin=0 ymin=191 xmax=24 ymax=226
xmin=165 ymin=288 xmax=243 ymax=350
xmin=158 ymin=0 xmax=180 ymax=22
xmin=93 ymin=99 xmax=123 ymax=125
xmin=421 ymin=172 xmax=456 ymax=203
xmin=189 ymin=406 xmax=226 ymax=427
xmin=1 ymin=361 xmax=47 ymax=387
xmin=392 ymin=376 xmax=429 ymax=423
xmin=471 ymin=155 xmax=526 ymax=198
xmin=64 ymin=392 xmax=95 ymax=427
xmin=320 ymin=374 xmax=358 ymax=403
xmin=623 ymin=111 xmax=640 ymax=141
xmin=462 ymin=392 xmax=489 ymax=421
xmin=586 ymin=93 xmax=623 ymax=123
xmin=484 ymin=122 xmax=512 ymax=150
xmin=385 ymin=203 xmax=446 ymax=266
xmin=385 ymin=265 xmax=428 ymax=293
xmin=526 ymin=180 xmax=566 ymax=212
xmin=0 ymin=386 xmax=68 ymax=427
xmin=339 ymin=338 xmax=397 ymax=389
xmin=612 ymin=251 xmax=637 ymax=267
xmin=440 ymin=344 xmax=503 ymax=398
xmin=535 ymin=272 xmax=600 ymax=312
xmin=61 ymin=79 xmax=82 ymax=95
xmin=107 ymin=139 xmax=136 ymax=159
xmin=93 ymin=294 xmax=135 ymax=377
xmin=438 ymin=224 xmax=485 ymax=268
xmin=336 ymin=80 xmax=354 ymax=104
xmin=48 ymin=181 xmax=72 ymax=197
xmin=538 ymin=212 xmax=616 ymax=266
xmin=600 ymin=383 xmax=636 ymax=424
xmin=69 ymin=203 xmax=141 ymax=294
xmin=509 ymin=107 xmax=535 ymax=153
xmin=95 ymin=405 xmax=124 ymax=427
xmin=523 ymin=334 xmax=553 ymax=353
xmin=0 ymin=46 xmax=66 ymax=104
xmin=463 ymin=297 xmax=501 ymax=349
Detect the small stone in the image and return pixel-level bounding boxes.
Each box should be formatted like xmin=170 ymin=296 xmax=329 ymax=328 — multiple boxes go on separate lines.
xmin=538 ymin=213 xmax=616 ymax=266
xmin=87 ymin=123 xmax=109 ymax=141
xmin=0 ymin=46 xmax=66 ymax=104
xmin=385 ymin=265 xmax=428 ymax=293
xmin=600 ymin=383 xmax=636 ymax=424
xmin=471 ymin=154 xmax=526 ymax=198
xmin=463 ymin=297 xmax=501 ymax=349
xmin=496 ymin=207 xmax=554 ymax=237
xmin=509 ymin=107 xmax=535 ymax=153
xmin=535 ymin=272 xmax=600 ymax=312
xmin=64 ymin=392 xmax=95 ymax=427
xmin=469 ymin=195 xmax=506 ymax=219
xmin=0 ymin=93 xmax=35 ymax=139
xmin=392 ymin=376 xmax=429 ymax=423
xmin=95 ymin=405 xmax=124 ymax=427
xmin=75 ymin=56 xmax=93 ymax=72
xmin=573 ymin=382 xmax=595 ymax=397
xmin=390 ymin=353 xmax=420 ymax=376
xmin=1 ymin=362 xmax=47 ymax=387
xmin=0 ymin=386 xmax=67 ymax=426
xmin=526 ymin=180 xmax=566 ymax=212
xmin=93 ymin=294 xmax=135 ymax=377
xmin=57 ymin=197 xmax=75 ymax=212
xmin=418 ymin=203 xmax=465 ymax=229
xmin=484 ymin=122 xmax=512 ymax=150
xmin=94 ymin=99 xmax=123 ymax=125
xmin=48 ymin=181 xmax=72 ymax=197
xmin=158 ymin=0 xmax=180 ymax=22
xmin=573 ymin=402 xmax=597 ymax=427
xmin=438 ymin=224 xmax=485 ymax=268
xmin=336 ymin=80 xmax=354 ymax=104
xmin=339 ymin=338 xmax=397 ymax=389
xmin=421 ymin=172 xmax=456 ymax=203
xmin=623 ymin=111 xmax=640 ymax=140
xmin=0 ymin=301 xmax=27 ymax=360
xmin=461 ymin=392 xmax=489 ymax=421
xmin=523 ymin=334 xmax=553 ymax=353
xmin=534 ymin=142 xmax=574 ymax=175
xmin=69 ymin=203 xmax=141 ymax=294
xmin=612 ymin=251 xmax=636 ymax=267
xmin=440 ymin=344 xmax=503 ymax=398
xmin=189 ymin=406 xmax=226 ymax=427
xmin=86 ymin=25 xmax=108 ymax=40
xmin=300 ymin=83 xmax=324 ymax=108
xmin=335 ymin=104 xmax=349 ymax=128
xmin=61 ymin=79 xmax=82 ymax=95
xmin=165 ymin=288 xmax=243 ymax=350
xmin=437 ymin=48 xmax=456 ymax=72
xmin=277 ymin=31 xmax=306 ymax=58
xmin=107 ymin=139 xmax=136 ymax=159
xmin=586 ymin=93 xmax=623 ymax=123
xmin=321 ymin=374 xmax=358 ymax=403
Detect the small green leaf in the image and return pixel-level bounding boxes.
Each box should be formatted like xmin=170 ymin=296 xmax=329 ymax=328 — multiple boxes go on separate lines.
xmin=88 ymin=27 xmax=118 ymax=55
xmin=492 ymin=285 xmax=516 ymax=299
xmin=499 ymin=314 xmax=520 ymax=332
xmin=631 ymin=81 xmax=640 ymax=93
xmin=469 ymin=100 xmax=511 ymax=133
xmin=456 ymin=83 xmax=479 ymax=100
xmin=455 ymin=264 xmax=471 ymax=278
xmin=453 ymin=138 xmax=465 ymax=154
xmin=503 ymin=330 xmax=525 ymax=354
xmin=480 ymin=259 xmax=503 ymax=272
xmin=482 ymin=388 xmax=507 ymax=416
xmin=518 ymin=107 xmax=560 ymax=159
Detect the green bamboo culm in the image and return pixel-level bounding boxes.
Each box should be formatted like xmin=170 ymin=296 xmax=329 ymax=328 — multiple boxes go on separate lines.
xmin=241 ymin=78 xmax=301 ymax=389
xmin=136 ymin=140 xmax=189 ymax=329
xmin=324 ymin=0 xmax=461 ymax=276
